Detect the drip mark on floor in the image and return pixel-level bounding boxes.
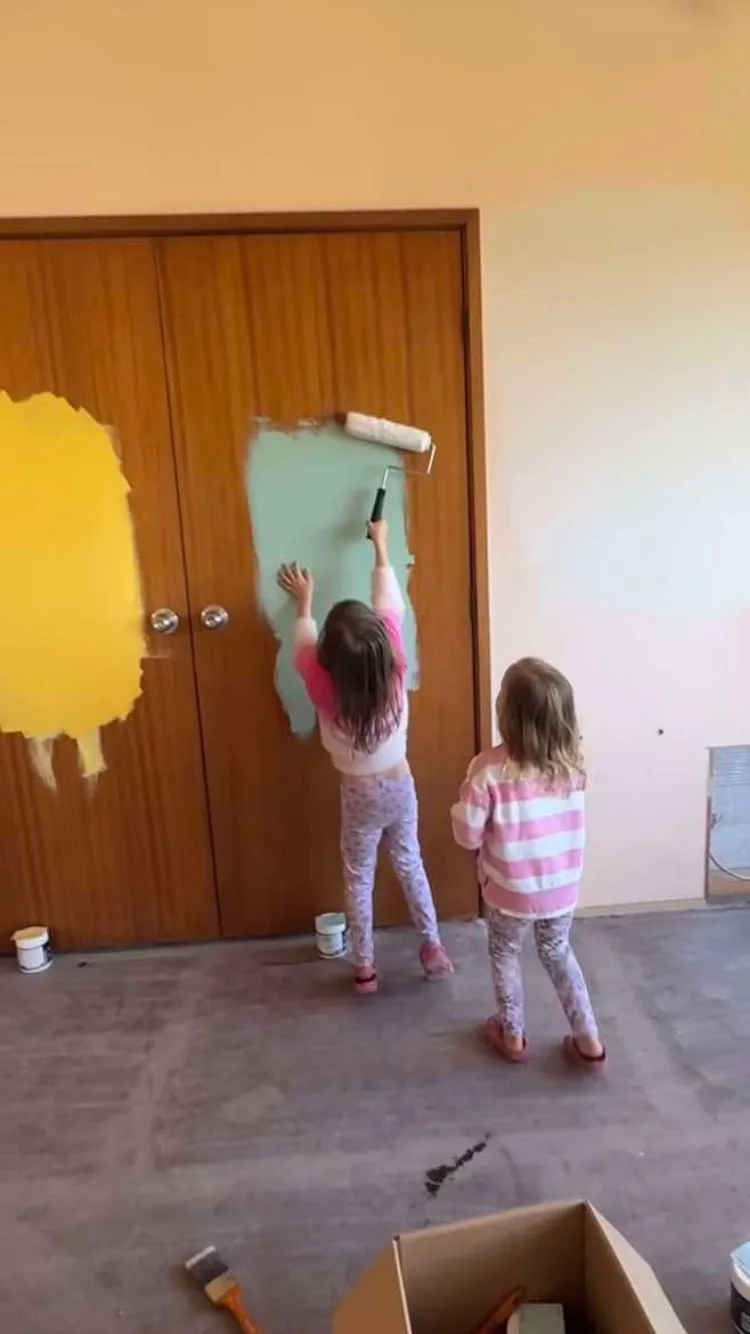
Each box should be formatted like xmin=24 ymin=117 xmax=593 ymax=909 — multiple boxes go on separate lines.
xmin=424 ymin=1135 xmax=490 ymax=1196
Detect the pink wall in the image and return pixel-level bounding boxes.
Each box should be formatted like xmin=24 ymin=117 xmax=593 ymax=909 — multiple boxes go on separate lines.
xmin=2 ymin=0 xmax=749 ymax=908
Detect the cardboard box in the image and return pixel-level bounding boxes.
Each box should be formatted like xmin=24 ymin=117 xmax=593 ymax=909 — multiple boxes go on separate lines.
xmin=334 ymin=1201 xmax=686 ymax=1334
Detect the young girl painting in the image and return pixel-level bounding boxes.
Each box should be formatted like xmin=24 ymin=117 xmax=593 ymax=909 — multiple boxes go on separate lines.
xmin=277 ymin=520 xmax=453 ymax=994
xmin=451 ymin=658 xmax=605 ymax=1066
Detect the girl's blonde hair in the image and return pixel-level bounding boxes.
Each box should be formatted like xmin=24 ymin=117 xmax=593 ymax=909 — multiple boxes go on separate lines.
xmin=497 ymin=657 xmax=585 ymax=787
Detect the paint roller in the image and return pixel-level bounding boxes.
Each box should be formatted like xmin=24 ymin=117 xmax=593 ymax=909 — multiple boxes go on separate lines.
xmin=340 ymin=412 xmax=436 ymax=529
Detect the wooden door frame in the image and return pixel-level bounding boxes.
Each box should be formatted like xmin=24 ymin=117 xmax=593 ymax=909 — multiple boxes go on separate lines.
xmin=0 ymin=208 xmax=491 ymax=752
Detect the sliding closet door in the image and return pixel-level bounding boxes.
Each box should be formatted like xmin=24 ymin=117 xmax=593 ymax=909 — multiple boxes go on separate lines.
xmin=158 ymin=230 xmax=477 ymax=936
xmin=0 ymin=240 xmax=219 ymax=948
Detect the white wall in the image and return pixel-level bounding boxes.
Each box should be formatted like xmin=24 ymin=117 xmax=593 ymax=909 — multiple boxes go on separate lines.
xmin=2 ymin=0 xmax=749 ymax=908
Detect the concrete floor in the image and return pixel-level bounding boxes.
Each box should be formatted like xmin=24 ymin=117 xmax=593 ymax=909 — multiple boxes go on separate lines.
xmin=2 ymin=909 xmax=749 ymax=1334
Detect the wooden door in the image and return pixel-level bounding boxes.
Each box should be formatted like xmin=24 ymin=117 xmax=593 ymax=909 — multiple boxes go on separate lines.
xmin=158 ymin=229 xmax=477 ymax=936
xmin=0 ymin=240 xmax=219 ymax=949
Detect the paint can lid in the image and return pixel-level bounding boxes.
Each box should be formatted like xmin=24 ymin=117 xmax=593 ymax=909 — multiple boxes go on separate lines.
xmin=11 ymin=926 xmax=49 ymax=946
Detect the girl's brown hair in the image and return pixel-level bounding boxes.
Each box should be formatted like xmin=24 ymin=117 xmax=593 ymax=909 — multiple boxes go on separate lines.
xmin=317 ymin=600 xmax=403 ymax=752
xmin=497 ymin=657 xmax=584 ymax=787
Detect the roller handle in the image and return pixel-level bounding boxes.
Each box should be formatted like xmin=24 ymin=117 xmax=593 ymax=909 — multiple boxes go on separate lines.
xmin=369 ymin=486 xmax=387 ymax=532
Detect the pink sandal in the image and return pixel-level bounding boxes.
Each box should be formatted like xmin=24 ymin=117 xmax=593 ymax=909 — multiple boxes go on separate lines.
xmin=419 ymin=941 xmax=455 ymax=978
xmin=482 ymin=1016 xmax=529 ymax=1064
xmin=563 ymin=1035 xmax=606 ymax=1067
xmin=354 ymin=968 xmax=378 ymax=996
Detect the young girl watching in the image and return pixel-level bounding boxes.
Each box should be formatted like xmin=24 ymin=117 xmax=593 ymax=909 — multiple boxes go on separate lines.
xmin=451 ymin=658 xmax=605 ymax=1065
xmin=277 ymin=520 xmax=453 ymax=994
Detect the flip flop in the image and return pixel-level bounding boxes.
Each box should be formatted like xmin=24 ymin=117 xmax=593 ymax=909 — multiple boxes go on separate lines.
xmin=354 ymin=969 xmax=378 ymax=995
xmin=482 ymin=1016 xmax=529 ymax=1064
xmin=563 ymin=1035 xmax=606 ymax=1067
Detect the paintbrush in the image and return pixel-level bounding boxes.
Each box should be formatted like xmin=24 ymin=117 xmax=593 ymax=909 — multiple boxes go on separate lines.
xmin=472 ymin=1286 xmax=526 ymax=1334
xmin=185 ymin=1245 xmax=262 ymax=1334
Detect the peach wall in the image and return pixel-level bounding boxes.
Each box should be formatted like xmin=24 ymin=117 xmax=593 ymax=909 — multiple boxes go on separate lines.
xmin=2 ymin=0 xmax=750 ymax=908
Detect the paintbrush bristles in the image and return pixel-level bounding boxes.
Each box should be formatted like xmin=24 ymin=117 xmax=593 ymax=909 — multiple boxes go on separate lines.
xmin=185 ymin=1245 xmax=238 ymax=1303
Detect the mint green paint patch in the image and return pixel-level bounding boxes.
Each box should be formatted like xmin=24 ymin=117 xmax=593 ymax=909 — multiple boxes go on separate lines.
xmin=247 ymin=424 xmax=418 ymax=739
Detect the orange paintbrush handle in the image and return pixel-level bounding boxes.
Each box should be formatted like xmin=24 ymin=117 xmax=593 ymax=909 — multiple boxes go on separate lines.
xmin=219 ymin=1284 xmax=263 ymax=1334
xmin=473 ymin=1286 xmax=525 ymax=1334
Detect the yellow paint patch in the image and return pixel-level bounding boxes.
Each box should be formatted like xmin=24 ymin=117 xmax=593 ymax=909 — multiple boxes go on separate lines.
xmin=0 ymin=392 xmax=145 ymax=782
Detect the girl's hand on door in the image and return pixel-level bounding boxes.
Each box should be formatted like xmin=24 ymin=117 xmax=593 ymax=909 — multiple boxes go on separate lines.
xmin=277 ymin=562 xmax=314 ymax=616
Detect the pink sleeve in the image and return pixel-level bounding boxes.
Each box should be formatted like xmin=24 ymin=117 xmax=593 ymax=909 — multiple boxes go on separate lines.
xmin=450 ymin=758 xmax=490 ymax=851
xmin=292 ymin=620 xmax=337 ymax=714
xmin=378 ymin=609 xmax=407 ymax=666
xmin=371 ymin=566 xmax=405 ymax=622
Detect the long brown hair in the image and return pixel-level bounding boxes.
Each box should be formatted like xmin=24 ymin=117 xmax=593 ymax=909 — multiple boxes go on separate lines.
xmin=317 ymin=600 xmax=403 ymax=752
xmin=497 ymin=657 xmax=584 ymax=787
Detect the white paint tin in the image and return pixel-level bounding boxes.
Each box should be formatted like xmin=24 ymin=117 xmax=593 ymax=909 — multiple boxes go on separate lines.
xmin=11 ymin=926 xmax=52 ymax=974
xmin=732 ymin=1243 xmax=750 ymax=1333
xmin=315 ymin=912 xmax=347 ymax=959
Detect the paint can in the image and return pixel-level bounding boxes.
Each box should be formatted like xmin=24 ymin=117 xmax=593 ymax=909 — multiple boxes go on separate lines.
xmin=731 ymin=1242 xmax=750 ymax=1333
xmin=11 ymin=926 xmax=52 ymax=974
xmin=315 ymin=912 xmax=347 ymax=959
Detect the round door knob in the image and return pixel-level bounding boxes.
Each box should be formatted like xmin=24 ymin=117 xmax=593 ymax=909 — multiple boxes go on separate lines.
xmin=201 ymin=604 xmax=230 ymax=631
xmin=150 ymin=607 xmax=180 ymax=636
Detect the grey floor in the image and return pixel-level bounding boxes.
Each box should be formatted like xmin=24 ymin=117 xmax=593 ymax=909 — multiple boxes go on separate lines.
xmin=2 ymin=909 xmax=749 ymax=1334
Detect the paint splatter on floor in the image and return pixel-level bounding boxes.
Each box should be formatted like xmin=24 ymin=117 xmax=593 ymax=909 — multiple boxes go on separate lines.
xmin=424 ymin=1135 xmax=490 ymax=1196
xmin=0 ymin=392 xmax=145 ymax=783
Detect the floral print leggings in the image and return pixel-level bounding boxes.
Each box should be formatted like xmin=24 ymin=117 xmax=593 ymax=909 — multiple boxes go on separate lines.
xmin=486 ymin=906 xmax=599 ymax=1040
xmin=340 ymin=773 xmax=441 ymax=968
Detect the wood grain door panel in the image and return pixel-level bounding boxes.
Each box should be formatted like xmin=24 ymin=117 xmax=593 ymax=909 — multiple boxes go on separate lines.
xmin=158 ymin=230 xmax=478 ymax=937
xmin=0 ymin=240 xmax=219 ymax=948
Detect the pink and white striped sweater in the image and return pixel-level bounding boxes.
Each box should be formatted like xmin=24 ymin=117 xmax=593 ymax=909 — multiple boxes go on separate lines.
xmin=451 ymin=746 xmax=585 ymax=919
